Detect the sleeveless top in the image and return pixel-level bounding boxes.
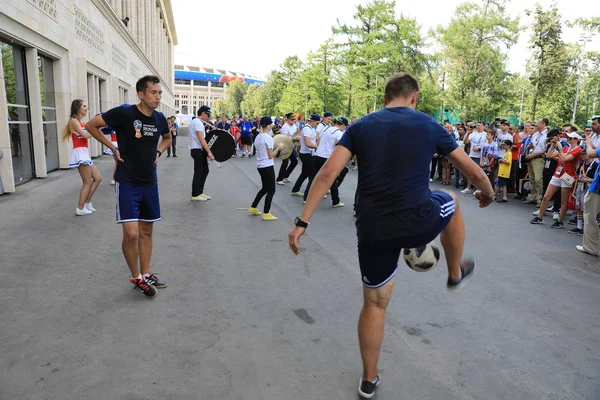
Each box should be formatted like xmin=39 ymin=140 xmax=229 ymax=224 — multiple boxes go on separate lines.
xmin=71 ymin=121 xmax=88 ymax=149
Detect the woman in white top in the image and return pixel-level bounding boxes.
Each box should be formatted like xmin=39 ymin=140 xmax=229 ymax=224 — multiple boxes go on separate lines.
xmin=248 ymin=116 xmax=285 ymax=221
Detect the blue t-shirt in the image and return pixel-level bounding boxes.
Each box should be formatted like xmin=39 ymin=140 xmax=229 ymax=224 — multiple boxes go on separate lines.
xmin=589 ymin=164 xmax=600 ymax=194
xmin=240 ymin=121 xmax=253 ymax=136
xmin=101 ymin=105 xmax=169 ymax=186
xmin=337 ymin=107 xmax=458 ymax=243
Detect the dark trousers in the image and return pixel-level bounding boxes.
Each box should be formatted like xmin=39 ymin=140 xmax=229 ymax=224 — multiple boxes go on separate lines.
xmin=277 ymin=148 xmax=298 ymax=182
xmin=508 ymin=160 xmax=519 ymax=194
xmin=167 ymin=135 xmax=177 ymax=156
xmin=542 ymin=167 xmax=561 ymax=212
xmin=515 ymin=162 xmax=528 ymax=197
xmin=304 ymin=156 xmax=340 ymax=205
xmin=292 ymin=153 xmax=314 ymax=192
xmin=430 ymin=157 xmax=439 ymax=179
xmin=191 ymin=149 xmax=209 ymax=196
xmin=252 ymin=166 xmax=276 ymax=213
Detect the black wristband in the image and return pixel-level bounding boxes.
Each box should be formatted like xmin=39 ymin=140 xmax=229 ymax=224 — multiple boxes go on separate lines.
xmin=157 ymin=150 xmax=162 ymax=157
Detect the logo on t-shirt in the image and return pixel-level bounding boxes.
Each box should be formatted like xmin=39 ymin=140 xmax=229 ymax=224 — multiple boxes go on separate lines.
xmin=134 ymin=120 xmax=142 ymax=138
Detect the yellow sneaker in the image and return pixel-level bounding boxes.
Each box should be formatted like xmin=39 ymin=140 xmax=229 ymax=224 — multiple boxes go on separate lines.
xmin=191 ymin=195 xmax=208 ymax=202
xmin=200 ymin=193 xmax=211 ymax=200
xmin=262 ymin=213 xmax=278 ymax=221
xmin=248 ymin=207 xmax=262 ymax=215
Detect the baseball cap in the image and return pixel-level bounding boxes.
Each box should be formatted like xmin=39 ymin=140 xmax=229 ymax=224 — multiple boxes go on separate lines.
xmin=334 ymin=116 xmax=349 ymax=126
xmin=566 ymin=132 xmax=583 ymax=140
xmin=285 ymin=112 xmax=298 ymax=119
xmin=309 ymin=113 xmax=321 ymax=121
xmin=198 ymin=105 xmax=211 ymax=116
xmin=259 ymin=116 xmax=273 ymax=127
xmin=323 ymin=112 xmax=333 ymax=118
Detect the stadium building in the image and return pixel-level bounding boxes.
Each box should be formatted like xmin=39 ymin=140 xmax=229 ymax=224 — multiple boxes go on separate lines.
xmin=174 ymin=65 xmax=264 ymax=115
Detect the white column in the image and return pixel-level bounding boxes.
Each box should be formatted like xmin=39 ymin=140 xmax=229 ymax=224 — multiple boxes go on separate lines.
xmin=0 ymin=46 xmax=16 ymax=192
xmin=115 ymin=0 xmax=122 ymax=22
xmin=25 ymin=48 xmax=48 ymax=178
xmin=53 ymin=54 xmax=70 ymax=170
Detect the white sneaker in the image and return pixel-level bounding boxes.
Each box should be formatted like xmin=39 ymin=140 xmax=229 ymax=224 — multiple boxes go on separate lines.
xmin=553 ymin=212 xmax=560 ymax=221
xmin=84 ymin=202 xmax=96 ymax=212
xmin=283 ymin=178 xmax=292 ymax=183
xmin=461 ymin=188 xmax=471 ymax=194
xmin=276 ymin=181 xmax=285 ymax=185
xmin=200 ymin=193 xmax=211 ymax=200
xmin=430 ymin=178 xmax=433 ymax=182
xmin=110 ymin=180 xmax=115 ymax=185
xmin=547 ymin=205 xmax=554 ymax=212
xmin=323 ymin=195 xmax=328 ymax=199
xmin=191 ymin=195 xmax=208 ymax=202
xmin=533 ymin=210 xmax=544 ymax=216
xmin=75 ymin=207 xmax=92 ymax=216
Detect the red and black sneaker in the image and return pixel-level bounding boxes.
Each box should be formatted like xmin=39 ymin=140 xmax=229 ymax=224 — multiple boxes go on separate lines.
xmin=145 ymin=273 xmax=167 ymax=289
xmin=130 ymin=277 xmax=158 ymax=297
xmin=447 ymin=258 xmax=475 ymax=290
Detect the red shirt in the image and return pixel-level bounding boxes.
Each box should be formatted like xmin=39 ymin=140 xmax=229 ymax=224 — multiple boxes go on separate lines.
xmin=511 ymin=133 xmax=523 ymax=161
xmin=554 ymin=146 xmax=582 ymax=177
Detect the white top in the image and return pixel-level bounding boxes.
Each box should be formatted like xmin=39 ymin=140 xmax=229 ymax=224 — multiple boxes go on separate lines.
xmin=316 ymin=122 xmax=328 ymax=141
xmin=531 ymin=129 xmax=548 ymax=154
xmin=496 ymin=132 xmax=513 ymax=156
xmin=280 ymin=123 xmax=297 ymax=137
xmin=315 ymin=127 xmax=343 ymax=158
xmin=299 ymin=125 xmax=316 ymax=154
xmin=189 ymin=118 xmax=205 ymax=150
xmin=255 ymin=132 xmax=274 ymax=168
xmin=468 ymin=131 xmax=486 ymax=158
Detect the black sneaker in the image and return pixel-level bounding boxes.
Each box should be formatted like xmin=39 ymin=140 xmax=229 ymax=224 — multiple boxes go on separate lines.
xmin=578 ymin=229 xmax=584 ymax=236
xmin=551 ymin=221 xmax=564 ymax=229
xmin=146 ymin=273 xmax=167 ymax=289
xmin=447 ymin=258 xmax=475 ymax=290
xmin=567 ymin=217 xmax=577 ymax=225
xmin=173 ymin=155 xmax=177 ymax=157
xmin=358 ymin=375 xmax=381 ymax=399
xmin=568 ymin=227 xmax=583 ymax=235
xmin=530 ymin=217 xmax=543 ymax=224
xmin=130 ymin=278 xmax=158 ymax=297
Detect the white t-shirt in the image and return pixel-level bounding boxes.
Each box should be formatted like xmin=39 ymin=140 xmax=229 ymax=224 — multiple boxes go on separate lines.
xmin=255 ymin=132 xmax=274 ymax=168
xmin=315 ymin=127 xmax=343 ymax=158
xmin=299 ymin=126 xmax=316 ymax=154
xmin=468 ymin=131 xmax=486 ymax=158
xmin=280 ymin=123 xmax=297 ymax=137
xmin=531 ymin=129 xmax=548 ymax=153
xmin=496 ymin=132 xmax=513 ymax=156
xmin=316 ymin=123 xmax=327 ymax=141
xmin=189 ymin=118 xmax=205 ymax=150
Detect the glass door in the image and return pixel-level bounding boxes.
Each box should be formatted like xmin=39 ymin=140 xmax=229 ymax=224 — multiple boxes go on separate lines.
xmin=2 ymin=40 xmax=34 ymax=184
xmin=38 ymin=55 xmax=59 ymax=172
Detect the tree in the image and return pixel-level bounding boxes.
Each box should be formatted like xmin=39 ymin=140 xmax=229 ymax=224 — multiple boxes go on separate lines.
xmin=433 ymin=0 xmax=520 ymax=120
xmin=222 ymin=80 xmax=247 ymax=116
xmin=240 ymin=84 xmax=264 ymax=117
xmin=333 ymin=0 xmax=429 ymax=115
xmin=527 ymin=3 xmax=569 ymax=121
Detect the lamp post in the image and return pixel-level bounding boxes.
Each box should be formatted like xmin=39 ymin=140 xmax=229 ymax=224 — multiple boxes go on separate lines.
xmin=572 ymin=32 xmax=595 ymax=125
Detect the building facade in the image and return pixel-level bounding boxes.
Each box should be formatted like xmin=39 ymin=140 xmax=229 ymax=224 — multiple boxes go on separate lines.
xmin=173 ymin=65 xmax=263 ymax=116
xmin=0 ymin=0 xmax=177 ymax=193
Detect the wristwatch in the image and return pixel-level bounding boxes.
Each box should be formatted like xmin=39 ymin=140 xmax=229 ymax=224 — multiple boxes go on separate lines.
xmin=294 ymin=216 xmax=309 ymax=228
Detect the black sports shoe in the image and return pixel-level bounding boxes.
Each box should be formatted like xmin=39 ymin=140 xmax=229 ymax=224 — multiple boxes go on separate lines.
xmin=358 ymin=375 xmax=381 ymax=399
xmin=146 ymin=273 xmax=167 ymax=288
xmin=447 ymin=258 xmax=475 ymax=290
xmin=568 ymin=227 xmax=583 ymax=235
xmin=130 ymin=278 xmax=157 ymax=297
xmin=530 ymin=217 xmax=543 ymax=224
xmin=551 ymin=221 xmax=564 ymax=229
xmin=567 ymin=217 xmax=577 ymax=225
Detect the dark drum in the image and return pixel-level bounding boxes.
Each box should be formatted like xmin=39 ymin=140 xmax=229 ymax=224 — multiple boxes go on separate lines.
xmin=205 ymin=129 xmax=236 ymax=162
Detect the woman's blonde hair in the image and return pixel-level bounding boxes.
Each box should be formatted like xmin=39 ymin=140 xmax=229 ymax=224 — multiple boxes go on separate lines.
xmin=61 ymin=99 xmax=84 ymax=141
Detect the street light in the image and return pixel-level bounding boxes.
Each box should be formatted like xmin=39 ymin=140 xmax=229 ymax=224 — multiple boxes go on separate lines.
xmin=572 ymin=32 xmax=595 ymax=125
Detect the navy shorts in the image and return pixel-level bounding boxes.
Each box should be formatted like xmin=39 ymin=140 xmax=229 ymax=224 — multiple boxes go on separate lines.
xmin=115 ymin=182 xmax=161 ymax=223
xmin=496 ymin=177 xmax=508 ymax=187
xmin=357 ymin=191 xmax=455 ymax=288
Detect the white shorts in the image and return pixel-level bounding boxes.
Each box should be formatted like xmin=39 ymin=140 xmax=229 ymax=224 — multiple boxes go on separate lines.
xmin=69 ymin=147 xmax=93 ymax=168
xmin=549 ymin=175 xmax=573 ymax=188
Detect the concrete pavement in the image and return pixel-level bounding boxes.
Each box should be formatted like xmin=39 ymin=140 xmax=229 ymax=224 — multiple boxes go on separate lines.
xmin=0 ymin=139 xmax=599 ymax=399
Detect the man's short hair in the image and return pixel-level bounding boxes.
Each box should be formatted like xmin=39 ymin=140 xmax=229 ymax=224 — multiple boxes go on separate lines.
xmin=540 ymin=118 xmax=550 ymax=127
xmin=384 ymin=72 xmax=419 ymax=100
xmin=136 ymin=75 xmax=160 ymax=93
xmin=592 ymin=116 xmax=600 ymax=122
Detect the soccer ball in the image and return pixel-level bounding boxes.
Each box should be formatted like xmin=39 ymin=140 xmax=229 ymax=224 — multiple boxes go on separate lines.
xmin=403 ymin=243 xmax=440 ymax=272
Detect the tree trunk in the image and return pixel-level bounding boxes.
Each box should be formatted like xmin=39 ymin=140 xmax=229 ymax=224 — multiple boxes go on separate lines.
xmin=531 ymin=79 xmax=539 ymax=121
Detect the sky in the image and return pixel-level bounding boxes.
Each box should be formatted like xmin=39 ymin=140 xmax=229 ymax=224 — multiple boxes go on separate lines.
xmin=170 ymin=0 xmax=599 ymax=80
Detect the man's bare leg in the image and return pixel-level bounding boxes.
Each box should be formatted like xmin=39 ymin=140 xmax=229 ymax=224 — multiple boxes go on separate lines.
xmin=138 ymin=222 xmax=153 ymax=276
xmin=440 ymin=193 xmax=464 ymax=282
xmin=122 ymin=222 xmax=140 ymax=278
xmin=358 ymin=278 xmax=395 ymax=382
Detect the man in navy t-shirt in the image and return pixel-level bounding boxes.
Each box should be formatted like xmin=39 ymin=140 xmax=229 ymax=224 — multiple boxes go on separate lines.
xmin=287 ymin=73 xmax=494 ymax=398
xmin=86 ymin=75 xmax=171 ymax=298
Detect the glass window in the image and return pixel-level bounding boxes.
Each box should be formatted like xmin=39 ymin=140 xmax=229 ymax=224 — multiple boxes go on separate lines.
xmin=2 ymin=40 xmax=34 ymax=184
xmin=38 ymin=55 xmax=59 ymax=172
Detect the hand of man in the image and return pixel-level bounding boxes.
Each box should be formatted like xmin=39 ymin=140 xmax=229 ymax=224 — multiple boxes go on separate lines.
xmin=475 ymin=190 xmax=494 ymax=208
xmin=113 ymin=149 xmax=124 ymax=162
xmin=525 ymin=154 xmax=532 ymax=160
xmin=288 ymin=226 xmax=306 ymax=255
xmin=208 ymin=152 xmax=215 ymax=161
